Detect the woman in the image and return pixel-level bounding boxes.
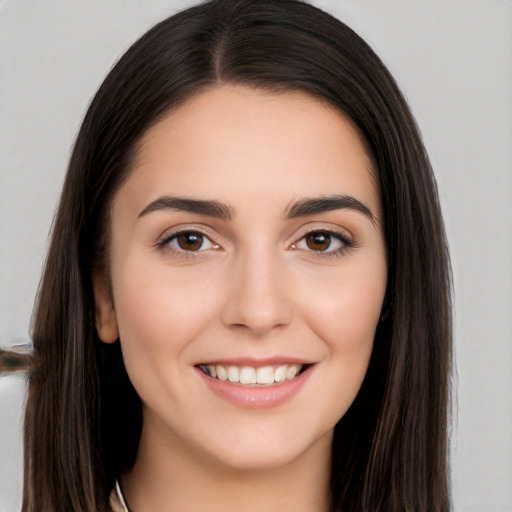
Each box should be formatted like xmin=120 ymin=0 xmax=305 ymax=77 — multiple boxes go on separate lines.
xmin=23 ymin=0 xmax=452 ymax=510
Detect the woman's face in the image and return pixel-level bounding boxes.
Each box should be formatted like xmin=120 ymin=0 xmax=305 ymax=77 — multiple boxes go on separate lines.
xmin=94 ymin=85 xmax=387 ymax=471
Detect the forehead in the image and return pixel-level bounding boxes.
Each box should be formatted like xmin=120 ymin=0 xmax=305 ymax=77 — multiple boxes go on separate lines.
xmin=119 ymin=85 xmax=379 ymax=217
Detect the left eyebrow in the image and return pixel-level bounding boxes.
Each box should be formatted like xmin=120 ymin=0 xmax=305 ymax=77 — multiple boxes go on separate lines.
xmin=138 ymin=196 xmax=233 ymax=220
xmin=285 ymin=195 xmax=375 ymax=224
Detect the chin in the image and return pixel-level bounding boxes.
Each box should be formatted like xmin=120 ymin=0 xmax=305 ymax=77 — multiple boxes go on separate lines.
xmin=194 ymin=424 xmax=334 ymax=473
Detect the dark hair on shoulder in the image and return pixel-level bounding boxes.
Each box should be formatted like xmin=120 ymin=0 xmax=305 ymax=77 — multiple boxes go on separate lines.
xmin=23 ymin=1 xmax=452 ymax=510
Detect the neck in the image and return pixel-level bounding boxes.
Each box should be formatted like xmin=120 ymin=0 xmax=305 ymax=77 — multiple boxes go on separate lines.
xmin=122 ymin=420 xmax=332 ymax=512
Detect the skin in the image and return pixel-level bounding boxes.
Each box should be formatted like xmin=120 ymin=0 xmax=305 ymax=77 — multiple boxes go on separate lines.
xmin=94 ymin=85 xmax=387 ymax=512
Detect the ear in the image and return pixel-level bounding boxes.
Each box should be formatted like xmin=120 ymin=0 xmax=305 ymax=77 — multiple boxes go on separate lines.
xmin=92 ymin=270 xmax=119 ymax=344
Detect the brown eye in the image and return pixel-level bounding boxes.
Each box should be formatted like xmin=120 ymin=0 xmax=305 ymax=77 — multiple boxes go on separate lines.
xmin=305 ymin=232 xmax=331 ymax=251
xmin=293 ymin=230 xmax=351 ymax=256
xmin=176 ymin=233 xmax=203 ymax=251
xmin=167 ymin=231 xmax=216 ymax=252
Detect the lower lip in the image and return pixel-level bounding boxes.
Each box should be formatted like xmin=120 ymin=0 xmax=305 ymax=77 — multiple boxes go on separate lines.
xmin=196 ymin=366 xmax=313 ymax=409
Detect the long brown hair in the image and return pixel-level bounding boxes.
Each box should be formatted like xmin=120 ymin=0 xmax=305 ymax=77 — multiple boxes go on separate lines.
xmin=23 ymin=1 xmax=452 ymax=510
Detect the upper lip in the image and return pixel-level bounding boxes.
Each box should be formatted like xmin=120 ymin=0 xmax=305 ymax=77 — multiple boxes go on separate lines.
xmin=194 ymin=356 xmax=314 ymax=367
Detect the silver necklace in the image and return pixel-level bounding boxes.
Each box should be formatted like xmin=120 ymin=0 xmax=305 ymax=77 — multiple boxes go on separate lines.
xmin=115 ymin=480 xmax=131 ymax=512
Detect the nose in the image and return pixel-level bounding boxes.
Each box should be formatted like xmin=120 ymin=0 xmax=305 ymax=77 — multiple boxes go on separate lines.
xmin=220 ymin=249 xmax=293 ymax=336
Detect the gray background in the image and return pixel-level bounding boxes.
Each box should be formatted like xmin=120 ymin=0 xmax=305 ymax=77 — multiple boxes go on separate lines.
xmin=1 ymin=1 xmax=511 ymax=510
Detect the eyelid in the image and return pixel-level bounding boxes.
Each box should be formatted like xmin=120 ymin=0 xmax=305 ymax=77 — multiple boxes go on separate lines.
xmin=157 ymin=223 xmax=216 ymax=241
xmin=291 ymin=222 xmax=353 ymax=243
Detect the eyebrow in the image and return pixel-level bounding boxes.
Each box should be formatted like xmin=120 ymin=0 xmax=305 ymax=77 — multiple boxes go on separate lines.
xmin=137 ymin=194 xmax=374 ymax=223
xmin=285 ymin=195 xmax=375 ymax=223
xmin=138 ymin=197 xmax=233 ymax=220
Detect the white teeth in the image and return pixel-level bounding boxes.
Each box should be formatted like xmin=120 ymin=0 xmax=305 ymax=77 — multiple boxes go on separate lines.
xmin=286 ymin=364 xmax=300 ymax=380
xmin=240 ymin=367 xmax=257 ymax=384
xmin=228 ymin=366 xmax=240 ymax=383
xmin=201 ymin=363 xmax=305 ymax=386
xmin=274 ymin=365 xmax=287 ymax=382
xmin=256 ymin=366 xmax=274 ymax=384
xmin=216 ymin=365 xmax=228 ymax=381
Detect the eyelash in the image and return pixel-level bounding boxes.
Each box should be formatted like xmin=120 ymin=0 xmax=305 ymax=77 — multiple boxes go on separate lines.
xmin=291 ymin=230 xmax=354 ymax=259
xmin=157 ymin=229 xmax=218 ymax=258
xmin=156 ymin=228 xmax=354 ymax=259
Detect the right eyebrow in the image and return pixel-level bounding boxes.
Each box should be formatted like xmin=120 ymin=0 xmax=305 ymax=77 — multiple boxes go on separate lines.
xmin=137 ymin=196 xmax=234 ymax=220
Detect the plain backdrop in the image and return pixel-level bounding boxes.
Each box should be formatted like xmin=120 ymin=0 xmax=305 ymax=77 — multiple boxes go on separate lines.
xmin=1 ymin=1 xmax=511 ymax=510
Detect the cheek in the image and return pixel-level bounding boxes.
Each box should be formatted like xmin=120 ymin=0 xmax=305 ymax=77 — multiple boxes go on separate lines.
xmin=301 ymin=260 xmax=386 ymax=347
xmin=307 ymin=282 xmax=385 ymax=429
xmin=111 ymin=258 xmax=222 ymax=375
xmin=297 ymin=255 xmax=386 ymax=405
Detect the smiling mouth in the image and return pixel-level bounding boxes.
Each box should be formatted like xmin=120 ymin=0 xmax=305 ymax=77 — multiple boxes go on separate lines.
xmin=197 ymin=363 xmax=308 ymax=386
